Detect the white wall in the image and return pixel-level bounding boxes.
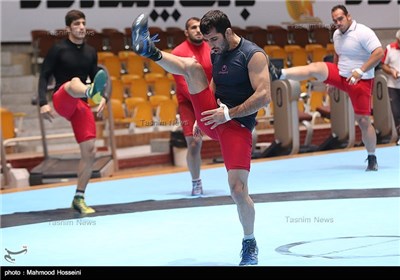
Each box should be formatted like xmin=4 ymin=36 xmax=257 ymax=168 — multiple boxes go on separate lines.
xmin=1 ymin=0 xmax=399 ymax=42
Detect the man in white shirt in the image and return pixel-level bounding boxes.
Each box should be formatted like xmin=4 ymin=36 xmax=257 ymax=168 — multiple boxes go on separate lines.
xmin=279 ymin=4 xmax=384 ymax=171
xmin=381 ymin=30 xmax=400 ymax=145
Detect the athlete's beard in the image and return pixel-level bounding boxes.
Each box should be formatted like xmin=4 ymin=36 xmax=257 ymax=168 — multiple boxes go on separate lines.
xmin=221 ymin=39 xmax=230 ymax=53
xmin=188 ymin=37 xmax=203 ymax=45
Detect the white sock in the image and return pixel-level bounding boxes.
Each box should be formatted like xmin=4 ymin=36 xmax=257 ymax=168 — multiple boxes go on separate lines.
xmin=75 ymin=190 xmax=85 ymax=198
xmin=192 ymin=178 xmax=202 ymax=188
xmin=244 ymin=233 xmax=254 ymax=240
xmin=280 ymin=69 xmax=286 ymax=79
xmin=85 ymin=85 xmax=92 ymax=98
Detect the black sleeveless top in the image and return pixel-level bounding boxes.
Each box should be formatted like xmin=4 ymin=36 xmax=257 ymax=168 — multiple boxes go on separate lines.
xmin=212 ymin=37 xmax=266 ymax=131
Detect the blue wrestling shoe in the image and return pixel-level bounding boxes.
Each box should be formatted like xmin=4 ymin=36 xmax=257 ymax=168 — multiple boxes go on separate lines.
xmin=131 ymin=13 xmax=162 ymax=61
xmin=86 ymin=69 xmax=108 ymax=104
xmin=239 ymin=238 xmax=258 ymax=266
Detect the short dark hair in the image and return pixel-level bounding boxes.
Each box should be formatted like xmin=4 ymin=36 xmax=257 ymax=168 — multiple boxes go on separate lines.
xmin=200 ymin=10 xmax=231 ymax=36
xmin=65 ymin=9 xmax=85 ymax=26
xmin=185 ymin=17 xmax=200 ymax=30
xmin=331 ymin=5 xmax=348 ymax=15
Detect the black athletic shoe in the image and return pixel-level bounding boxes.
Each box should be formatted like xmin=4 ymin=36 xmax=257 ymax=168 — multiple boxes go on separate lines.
xmin=269 ymin=60 xmax=282 ymax=81
xmin=365 ymin=155 xmax=378 ymax=171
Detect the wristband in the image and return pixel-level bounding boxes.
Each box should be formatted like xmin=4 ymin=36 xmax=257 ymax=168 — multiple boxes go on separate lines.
xmin=353 ymin=68 xmax=364 ymax=76
xmin=219 ymin=102 xmax=231 ymax=121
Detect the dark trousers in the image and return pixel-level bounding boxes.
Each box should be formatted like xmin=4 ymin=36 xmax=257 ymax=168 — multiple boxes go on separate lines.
xmin=388 ymin=87 xmax=400 ymax=136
